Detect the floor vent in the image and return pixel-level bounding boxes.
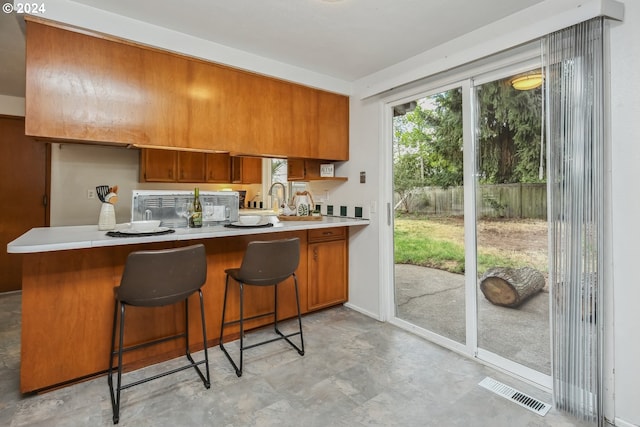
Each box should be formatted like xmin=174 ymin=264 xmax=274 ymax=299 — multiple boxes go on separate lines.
xmin=479 ymin=377 xmax=551 ymax=416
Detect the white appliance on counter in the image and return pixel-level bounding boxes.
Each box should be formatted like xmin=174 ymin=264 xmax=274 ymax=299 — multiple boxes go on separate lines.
xmin=131 ymin=190 xmax=240 ymax=228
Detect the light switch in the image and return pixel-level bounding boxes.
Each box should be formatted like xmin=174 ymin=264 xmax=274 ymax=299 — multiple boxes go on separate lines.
xmin=360 ymin=171 xmax=366 ymax=183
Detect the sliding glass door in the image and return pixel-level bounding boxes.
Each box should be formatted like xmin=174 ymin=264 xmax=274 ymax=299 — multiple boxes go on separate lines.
xmin=392 ymin=87 xmax=466 ymax=346
xmin=390 ymin=62 xmax=550 ymax=385
xmin=474 ymin=71 xmax=550 ymax=379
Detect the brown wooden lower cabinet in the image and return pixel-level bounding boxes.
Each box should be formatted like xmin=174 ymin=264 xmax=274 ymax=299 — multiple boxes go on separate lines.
xmin=19 ymin=228 xmax=348 ymax=392
xmin=307 ymin=227 xmax=348 ymax=311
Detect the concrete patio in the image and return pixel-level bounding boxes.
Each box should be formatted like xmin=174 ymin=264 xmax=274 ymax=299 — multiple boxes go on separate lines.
xmin=394 ymin=264 xmax=550 ymax=375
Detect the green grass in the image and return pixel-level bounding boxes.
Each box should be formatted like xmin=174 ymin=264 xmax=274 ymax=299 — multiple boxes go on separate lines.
xmin=394 ymin=217 xmax=544 ymax=275
xmin=394 ymin=228 xmax=466 ymax=272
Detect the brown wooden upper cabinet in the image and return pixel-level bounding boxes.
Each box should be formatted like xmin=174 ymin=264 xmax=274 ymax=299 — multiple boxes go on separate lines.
xmin=24 ymin=19 xmax=349 ymax=161
xmin=205 ymin=153 xmax=231 ymax=183
xmin=179 ymin=152 xmax=208 ymax=182
xmin=231 ymin=157 xmax=262 ymax=184
xmin=287 ymin=159 xmax=347 ymax=182
xmin=140 ymin=149 xmax=176 ymax=182
xmin=141 ymin=149 xmax=233 ymax=183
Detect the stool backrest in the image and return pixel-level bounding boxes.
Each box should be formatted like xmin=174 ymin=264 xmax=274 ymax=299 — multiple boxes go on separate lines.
xmin=238 ymin=238 xmax=300 ymax=285
xmin=118 ymin=244 xmax=207 ymax=307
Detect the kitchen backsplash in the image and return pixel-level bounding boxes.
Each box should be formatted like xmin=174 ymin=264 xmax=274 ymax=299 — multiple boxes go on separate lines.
xmin=132 ymin=190 xmax=240 ymax=228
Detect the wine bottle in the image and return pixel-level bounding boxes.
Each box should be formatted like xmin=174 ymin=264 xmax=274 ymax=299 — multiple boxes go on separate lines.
xmin=191 ymin=187 xmax=203 ymax=228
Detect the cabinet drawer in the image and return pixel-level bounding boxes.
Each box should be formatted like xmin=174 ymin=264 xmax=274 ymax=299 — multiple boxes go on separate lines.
xmin=308 ymin=227 xmax=346 ymax=243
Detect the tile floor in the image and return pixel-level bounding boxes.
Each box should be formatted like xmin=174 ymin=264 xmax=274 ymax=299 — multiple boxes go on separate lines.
xmin=0 ymin=291 xmax=590 ymax=426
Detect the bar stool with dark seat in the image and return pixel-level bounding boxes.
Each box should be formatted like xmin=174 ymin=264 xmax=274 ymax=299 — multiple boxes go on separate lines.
xmin=108 ymin=244 xmax=210 ymax=424
xmin=219 ymin=237 xmax=304 ymax=377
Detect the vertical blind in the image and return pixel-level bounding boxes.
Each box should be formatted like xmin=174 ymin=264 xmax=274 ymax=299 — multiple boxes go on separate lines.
xmin=545 ymin=17 xmax=605 ymax=425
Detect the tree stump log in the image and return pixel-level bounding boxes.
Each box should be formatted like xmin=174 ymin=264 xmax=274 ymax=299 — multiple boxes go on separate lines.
xmin=479 ymin=267 xmax=545 ymax=308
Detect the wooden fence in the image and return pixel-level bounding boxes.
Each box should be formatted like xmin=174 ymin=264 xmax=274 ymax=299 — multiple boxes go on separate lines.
xmin=396 ymin=183 xmax=547 ymax=219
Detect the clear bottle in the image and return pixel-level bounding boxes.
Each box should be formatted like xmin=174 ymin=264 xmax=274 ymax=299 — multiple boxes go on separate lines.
xmin=190 ymin=187 xmax=203 ymax=228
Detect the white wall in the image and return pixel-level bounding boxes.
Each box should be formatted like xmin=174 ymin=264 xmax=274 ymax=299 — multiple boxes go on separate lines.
xmin=609 ymin=1 xmax=640 ymax=425
xmin=0 ymin=94 xmax=25 ymax=116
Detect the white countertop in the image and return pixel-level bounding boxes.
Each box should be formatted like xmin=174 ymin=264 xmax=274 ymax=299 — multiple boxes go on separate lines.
xmin=7 ymin=216 xmax=369 ymax=254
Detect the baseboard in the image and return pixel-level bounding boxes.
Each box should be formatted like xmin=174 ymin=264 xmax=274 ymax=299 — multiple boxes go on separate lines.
xmin=614 ymin=417 xmax=639 ymax=427
xmin=343 ymin=302 xmax=383 ymax=321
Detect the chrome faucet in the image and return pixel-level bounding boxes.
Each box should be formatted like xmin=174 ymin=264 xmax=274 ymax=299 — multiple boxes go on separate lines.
xmin=268 ymin=182 xmax=287 ymax=209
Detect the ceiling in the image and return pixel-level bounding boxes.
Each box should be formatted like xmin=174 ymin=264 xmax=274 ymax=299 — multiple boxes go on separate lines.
xmin=0 ymin=0 xmax=544 ymax=98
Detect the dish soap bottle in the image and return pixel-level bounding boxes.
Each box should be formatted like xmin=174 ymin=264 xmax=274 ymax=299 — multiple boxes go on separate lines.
xmin=190 ymin=187 xmax=203 ymax=228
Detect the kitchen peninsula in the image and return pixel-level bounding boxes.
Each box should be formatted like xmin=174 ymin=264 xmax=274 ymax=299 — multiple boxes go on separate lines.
xmin=9 ymin=217 xmax=367 ymax=393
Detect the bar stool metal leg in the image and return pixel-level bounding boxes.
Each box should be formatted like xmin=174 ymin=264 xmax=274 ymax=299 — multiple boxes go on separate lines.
xmin=220 ymin=274 xmax=243 ymax=377
xmin=108 ymin=302 xmax=127 ymax=424
xmin=219 ymin=238 xmax=304 ymax=377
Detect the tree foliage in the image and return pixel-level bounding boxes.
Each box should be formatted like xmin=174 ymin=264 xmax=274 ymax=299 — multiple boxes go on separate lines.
xmin=393 ymin=77 xmax=543 ymax=212
xmin=476 ymin=80 xmax=543 ymax=184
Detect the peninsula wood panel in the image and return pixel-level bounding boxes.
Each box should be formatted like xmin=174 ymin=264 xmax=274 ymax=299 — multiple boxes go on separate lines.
xmin=20 ymin=243 xmax=181 ymax=392
xmin=24 ymin=19 xmax=349 ymax=160
xmin=18 ymin=230 xmax=326 ymax=392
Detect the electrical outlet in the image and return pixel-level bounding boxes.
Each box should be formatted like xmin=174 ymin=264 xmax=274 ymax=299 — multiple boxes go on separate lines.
xmin=87 ymin=189 xmax=95 ymax=199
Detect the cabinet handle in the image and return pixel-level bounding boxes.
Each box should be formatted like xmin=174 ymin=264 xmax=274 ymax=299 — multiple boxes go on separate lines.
xmin=169 ymin=169 xmax=173 ymax=179
xmin=322 ymin=231 xmax=333 ymax=236
xmin=313 ymin=247 xmax=318 ymax=261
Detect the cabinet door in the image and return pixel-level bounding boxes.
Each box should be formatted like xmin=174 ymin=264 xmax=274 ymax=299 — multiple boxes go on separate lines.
xmin=308 ymin=239 xmax=347 ymax=311
xmin=177 ymin=152 xmax=205 ymax=182
xmin=205 ymin=153 xmax=231 ymax=182
xmin=140 ymin=149 xmax=176 ymax=182
xmin=287 ymin=159 xmax=327 ymax=181
xmin=287 ymin=159 xmax=306 ymax=181
xmin=25 ymin=21 xmax=147 ymax=145
xmin=140 ymin=48 xmax=189 ymax=148
xmin=316 ymin=91 xmax=349 ymax=161
xmin=232 ymin=157 xmax=263 ymax=184
xmin=241 ymin=157 xmax=263 ymax=184
xmin=289 ymin=85 xmax=318 ymax=158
